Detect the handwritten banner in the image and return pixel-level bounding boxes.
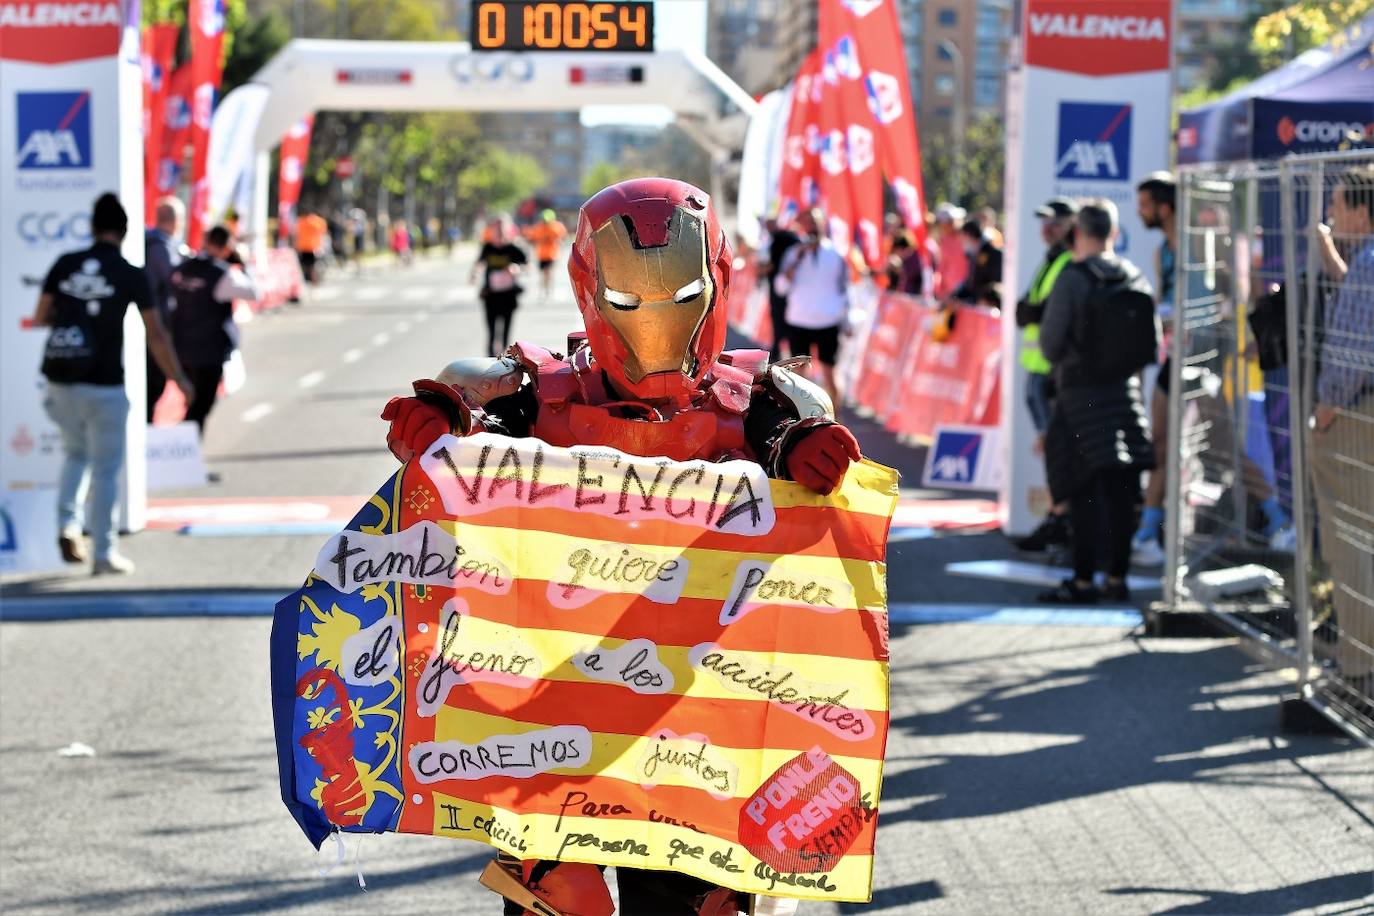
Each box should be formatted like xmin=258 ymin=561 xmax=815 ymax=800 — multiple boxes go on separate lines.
xmin=272 ymin=432 xmax=897 ymax=903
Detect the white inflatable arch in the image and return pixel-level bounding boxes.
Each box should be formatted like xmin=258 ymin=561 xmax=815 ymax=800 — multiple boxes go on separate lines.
xmin=210 ymin=38 xmax=758 ymax=244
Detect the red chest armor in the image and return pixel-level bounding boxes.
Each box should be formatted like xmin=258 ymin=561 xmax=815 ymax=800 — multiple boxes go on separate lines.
xmin=510 ymin=341 xmax=767 ymax=463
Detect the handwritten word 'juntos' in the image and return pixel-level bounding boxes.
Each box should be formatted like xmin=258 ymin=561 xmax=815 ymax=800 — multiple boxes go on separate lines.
xmin=638 ymin=730 xmax=737 ymax=800
xmin=719 ymin=560 xmax=854 ymax=625
xmin=314 ymin=521 xmax=510 ymax=595
xmin=689 ymin=644 xmax=873 ymax=741
xmin=408 ymin=725 xmax=590 ymax=783
xmin=419 ymin=432 xmax=776 ymax=535
xmin=551 ymin=543 xmax=688 ymax=607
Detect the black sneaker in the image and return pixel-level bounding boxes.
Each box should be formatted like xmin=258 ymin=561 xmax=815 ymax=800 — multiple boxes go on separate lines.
xmin=1013 ymin=513 xmax=1072 ymax=552
xmin=1100 ymin=581 xmax=1132 ymax=603
xmin=1038 ymin=579 xmax=1100 ymax=604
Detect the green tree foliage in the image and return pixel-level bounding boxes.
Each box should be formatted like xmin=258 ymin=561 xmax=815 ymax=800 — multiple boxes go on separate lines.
xmin=457 ymin=150 xmax=548 ymax=214
xmin=581 ymin=160 xmax=634 ymax=197
xmin=1253 ymin=0 xmax=1374 ymax=57
xmin=920 ymin=112 xmax=1004 ymax=212
xmin=221 ymin=10 xmax=290 ymax=92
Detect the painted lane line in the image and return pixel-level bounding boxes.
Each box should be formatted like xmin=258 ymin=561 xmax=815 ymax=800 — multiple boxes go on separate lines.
xmin=241 ymin=402 xmax=274 ymax=423
xmin=356 ymin=287 xmax=386 ymax=301
xmin=400 ymin=286 xmax=433 ymax=301
xmin=299 ymin=371 xmax=326 ymax=389
xmin=396 ymin=321 xmax=412 ymax=333
xmin=342 ymin=348 xmax=364 ymax=364
xmin=371 ymin=332 xmax=390 ymax=347
xmin=887 ymin=604 xmax=1143 ymax=628
xmin=412 ymin=309 xmax=428 ymax=320
xmin=311 ymin=287 xmax=342 ymax=302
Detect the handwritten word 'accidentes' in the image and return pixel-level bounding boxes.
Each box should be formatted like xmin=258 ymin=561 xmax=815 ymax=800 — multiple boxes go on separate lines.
xmin=419 ymin=432 xmax=776 ymax=535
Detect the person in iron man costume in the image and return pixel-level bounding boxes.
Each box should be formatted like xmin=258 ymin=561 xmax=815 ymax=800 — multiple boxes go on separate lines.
xmin=379 ymin=178 xmax=862 ymax=916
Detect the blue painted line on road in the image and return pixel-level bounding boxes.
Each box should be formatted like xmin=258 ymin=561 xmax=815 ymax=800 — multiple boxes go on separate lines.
xmin=0 ymin=591 xmax=280 ymax=621
xmin=888 ymin=603 xmax=1142 ymax=628
xmin=888 ymin=526 xmax=935 ymax=541
xmin=180 ymin=522 xmax=342 ymax=537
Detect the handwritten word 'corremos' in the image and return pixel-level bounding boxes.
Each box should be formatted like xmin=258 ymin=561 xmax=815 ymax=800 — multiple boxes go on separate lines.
xmin=419 ymin=433 xmax=775 ymax=535
xmin=408 ymin=725 xmax=590 ymax=783
xmin=314 ymin=521 xmax=510 ymax=594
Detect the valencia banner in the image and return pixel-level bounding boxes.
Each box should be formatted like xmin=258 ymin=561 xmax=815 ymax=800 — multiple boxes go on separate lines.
xmin=272 ymin=432 xmax=897 ymax=903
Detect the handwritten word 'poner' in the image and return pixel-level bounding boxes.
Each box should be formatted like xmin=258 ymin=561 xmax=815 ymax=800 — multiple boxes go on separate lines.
xmin=719 ymin=560 xmax=854 ymax=625
xmin=419 ymin=432 xmax=776 ymax=535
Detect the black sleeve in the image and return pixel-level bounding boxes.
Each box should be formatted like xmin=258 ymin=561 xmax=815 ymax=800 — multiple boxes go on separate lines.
xmin=42 ymin=257 xmax=66 ymax=295
xmin=745 ymin=386 xmax=798 ymax=470
xmin=130 ymin=264 xmax=155 ymax=312
xmin=510 ymin=245 xmax=528 ymax=265
xmin=477 ymin=383 xmax=539 ymax=437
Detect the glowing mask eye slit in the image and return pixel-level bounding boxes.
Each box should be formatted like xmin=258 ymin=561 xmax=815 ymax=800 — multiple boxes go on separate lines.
xmin=604 ymin=289 xmax=640 ymax=311
xmin=673 ymin=279 xmax=705 ymax=304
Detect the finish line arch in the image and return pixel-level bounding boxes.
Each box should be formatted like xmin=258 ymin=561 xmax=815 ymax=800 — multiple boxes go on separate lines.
xmin=210 ymin=38 xmax=758 ymax=246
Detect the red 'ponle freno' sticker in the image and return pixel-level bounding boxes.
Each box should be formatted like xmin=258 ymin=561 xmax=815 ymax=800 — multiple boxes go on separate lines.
xmin=738 ymin=746 xmax=867 ymax=873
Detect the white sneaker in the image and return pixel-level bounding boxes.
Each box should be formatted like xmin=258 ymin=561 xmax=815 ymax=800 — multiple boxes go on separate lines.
xmin=1131 ymin=537 xmax=1166 ymax=567
xmin=1269 ymin=525 xmax=1298 ymax=552
xmin=92 ymin=553 xmax=136 ymax=575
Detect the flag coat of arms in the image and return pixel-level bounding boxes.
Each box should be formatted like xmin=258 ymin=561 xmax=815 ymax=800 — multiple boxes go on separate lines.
xmin=272 ymin=432 xmax=897 ymax=903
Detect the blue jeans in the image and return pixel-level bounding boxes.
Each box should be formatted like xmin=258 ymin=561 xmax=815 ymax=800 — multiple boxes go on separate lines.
xmin=43 ymin=383 xmax=129 ymax=560
xmin=1025 ymin=371 xmax=1054 ymax=434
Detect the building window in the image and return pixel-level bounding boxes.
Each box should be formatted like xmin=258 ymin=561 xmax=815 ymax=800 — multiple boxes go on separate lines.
xmin=976 ymin=42 xmax=1001 ymax=71
xmin=937 ymin=7 xmax=956 ymax=26
xmin=974 ymin=73 xmax=1001 ymax=108
xmin=935 ymin=105 xmax=953 ymax=120
xmin=976 ymin=5 xmax=1002 ymax=39
xmin=934 ymin=74 xmax=956 ymax=96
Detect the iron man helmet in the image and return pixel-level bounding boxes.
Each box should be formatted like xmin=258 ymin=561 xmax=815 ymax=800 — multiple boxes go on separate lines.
xmin=568 ymin=177 xmax=733 ymax=403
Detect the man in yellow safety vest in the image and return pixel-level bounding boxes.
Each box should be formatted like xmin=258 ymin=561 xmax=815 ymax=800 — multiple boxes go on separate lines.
xmin=1013 ymin=197 xmax=1076 ymax=552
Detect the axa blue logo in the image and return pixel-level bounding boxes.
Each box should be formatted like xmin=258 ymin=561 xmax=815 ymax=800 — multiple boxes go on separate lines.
xmin=929 ymin=430 xmax=983 ymax=484
xmin=16 ymin=91 xmax=92 ymax=170
xmin=1056 ymin=101 xmax=1131 ymax=181
xmin=0 ymin=506 xmax=16 ymax=555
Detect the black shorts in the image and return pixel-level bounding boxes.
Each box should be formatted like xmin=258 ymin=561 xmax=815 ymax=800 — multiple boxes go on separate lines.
xmin=538 ymin=258 xmax=555 ymax=270
xmin=787 ymin=324 xmax=841 ymax=366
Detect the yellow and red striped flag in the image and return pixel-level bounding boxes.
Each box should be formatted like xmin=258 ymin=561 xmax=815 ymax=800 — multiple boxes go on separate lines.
xmin=273 ymin=432 xmax=898 ymax=903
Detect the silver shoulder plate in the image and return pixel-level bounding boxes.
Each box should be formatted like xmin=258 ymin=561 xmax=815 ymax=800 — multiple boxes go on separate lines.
xmin=766 ymin=364 xmax=834 ymax=420
xmin=435 ymin=356 xmax=527 ymax=407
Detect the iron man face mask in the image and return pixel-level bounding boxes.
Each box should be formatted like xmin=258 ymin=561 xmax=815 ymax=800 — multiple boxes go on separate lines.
xmin=591 ymin=208 xmax=715 ymax=387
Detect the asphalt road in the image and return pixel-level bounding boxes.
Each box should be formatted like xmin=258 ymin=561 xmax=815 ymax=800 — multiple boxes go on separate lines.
xmin=2 ymin=252 xmax=1371 ymax=914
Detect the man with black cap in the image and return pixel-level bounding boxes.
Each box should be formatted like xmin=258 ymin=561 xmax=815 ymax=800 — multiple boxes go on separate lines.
xmin=1013 ymin=197 xmax=1077 ymax=551
xmin=34 ymin=192 xmax=193 ymax=575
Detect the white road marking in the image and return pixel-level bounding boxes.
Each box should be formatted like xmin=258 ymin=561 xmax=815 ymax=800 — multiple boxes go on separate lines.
xmin=299 ymin=370 xmax=326 ymax=389
xmin=396 ymin=321 xmax=412 ymax=333
xmin=413 ymin=310 xmax=429 ymax=321
xmin=356 ymin=287 xmax=386 ymax=301
xmin=400 ymin=286 xmax=433 ymax=301
xmin=241 ymin=402 xmax=274 ymax=423
xmin=311 ymin=287 xmax=342 ymax=302
xmin=371 ymin=332 xmax=390 ymax=346
xmin=342 ymin=348 xmax=364 ymax=363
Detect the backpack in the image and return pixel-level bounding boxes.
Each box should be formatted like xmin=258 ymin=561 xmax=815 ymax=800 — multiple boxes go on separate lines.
xmin=1076 ymin=259 xmax=1159 ymax=382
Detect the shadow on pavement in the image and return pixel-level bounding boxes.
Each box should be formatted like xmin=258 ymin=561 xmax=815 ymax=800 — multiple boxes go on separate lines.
xmin=838 ymin=879 xmax=944 ymax=912
xmin=1107 ymin=870 xmax=1374 ymax=913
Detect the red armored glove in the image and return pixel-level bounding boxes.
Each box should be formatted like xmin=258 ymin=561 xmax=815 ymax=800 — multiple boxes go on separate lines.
xmin=786 ymin=423 xmax=862 ymax=495
xmin=380 ymin=379 xmax=471 ymax=463
xmin=524 ymin=861 xmax=613 ymax=916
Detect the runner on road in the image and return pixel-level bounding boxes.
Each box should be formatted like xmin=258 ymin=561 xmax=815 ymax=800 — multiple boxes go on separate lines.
xmin=524 ymin=208 xmax=568 ymax=300
xmin=472 ymin=216 xmax=528 ymax=356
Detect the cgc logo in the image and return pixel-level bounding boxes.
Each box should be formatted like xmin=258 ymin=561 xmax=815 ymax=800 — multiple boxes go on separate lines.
xmin=16 ymin=91 xmax=91 ymax=170
xmin=1055 ymin=101 xmax=1132 ymax=181
xmin=17 ymin=211 xmax=91 ymax=246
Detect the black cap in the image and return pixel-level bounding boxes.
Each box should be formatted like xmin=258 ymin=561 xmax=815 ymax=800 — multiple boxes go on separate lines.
xmin=1034 ymin=197 xmax=1078 ymax=219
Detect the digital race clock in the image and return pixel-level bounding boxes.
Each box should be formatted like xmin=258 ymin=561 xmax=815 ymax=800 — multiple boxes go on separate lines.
xmin=470 ymin=1 xmax=654 ymax=52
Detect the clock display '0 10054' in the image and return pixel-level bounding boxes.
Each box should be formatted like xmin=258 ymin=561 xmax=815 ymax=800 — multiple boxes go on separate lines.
xmin=470 ymin=1 xmax=654 ymax=53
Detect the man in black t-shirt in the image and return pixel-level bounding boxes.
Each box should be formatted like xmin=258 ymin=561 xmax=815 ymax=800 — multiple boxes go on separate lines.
xmin=34 ymin=193 xmax=192 ymax=575
xmin=763 ymin=218 xmax=800 ymax=356
xmin=471 ymin=216 xmax=528 ymax=356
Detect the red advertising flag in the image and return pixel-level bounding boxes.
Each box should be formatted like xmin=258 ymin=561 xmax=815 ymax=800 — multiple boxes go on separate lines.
xmin=829 ymin=0 xmax=930 ymax=252
xmin=277 ymin=115 xmax=314 ymax=244
xmin=776 ymin=50 xmax=823 ymax=226
xmin=186 ymin=0 xmax=226 ymax=248
xmin=141 ymin=23 xmax=179 ymax=225
xmin=157 ymin=65 xmax=194 ymax=198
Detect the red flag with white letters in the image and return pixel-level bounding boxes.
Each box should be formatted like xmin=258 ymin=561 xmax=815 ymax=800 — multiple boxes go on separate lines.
xmin=278 ymin=116 xmax=315 ymax=244
xmin=776 ymin=50 xmax=822 ymax=229
xmin=186 ymin=0 xmax=225 ymax=248
xmin=141 ymin=23 xmax=179 ymax=226
xmin=157 ymin=65 xmax=194 ymax=201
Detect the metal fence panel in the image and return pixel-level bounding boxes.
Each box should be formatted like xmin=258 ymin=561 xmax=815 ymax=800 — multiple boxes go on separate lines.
xmin=1171 ymin=151 xmax=1374 ymax=744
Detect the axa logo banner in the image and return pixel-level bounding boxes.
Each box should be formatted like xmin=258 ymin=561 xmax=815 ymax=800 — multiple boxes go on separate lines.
xmin=16 ymin=91 xmax=92 ymax=170
xmin=1023 ymin=0 xmax=1169 ymax=76
xmin=922 ymin=426 xmax=1001 ymax=490
xmin=1055 ymin=101 xmax=1132 ymax=181
xmin=0 ymin=0 xmax=122 ymax=64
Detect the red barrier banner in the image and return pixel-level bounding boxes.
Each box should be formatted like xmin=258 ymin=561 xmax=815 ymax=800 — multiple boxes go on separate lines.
xmin=277 ymin=115 xmax=314 ymax=244
xmin=725 ymin=257 xmax=776 ymax=349
xmin=850 ymin=292 xmax=919 ymax=419
xmin=186 ymin=0 xmax=225 ymax=248
xmin=141 ymin=23 xmax=178 ymax=226
xmin=887 ymin=304 xmax=1001 ymax=441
